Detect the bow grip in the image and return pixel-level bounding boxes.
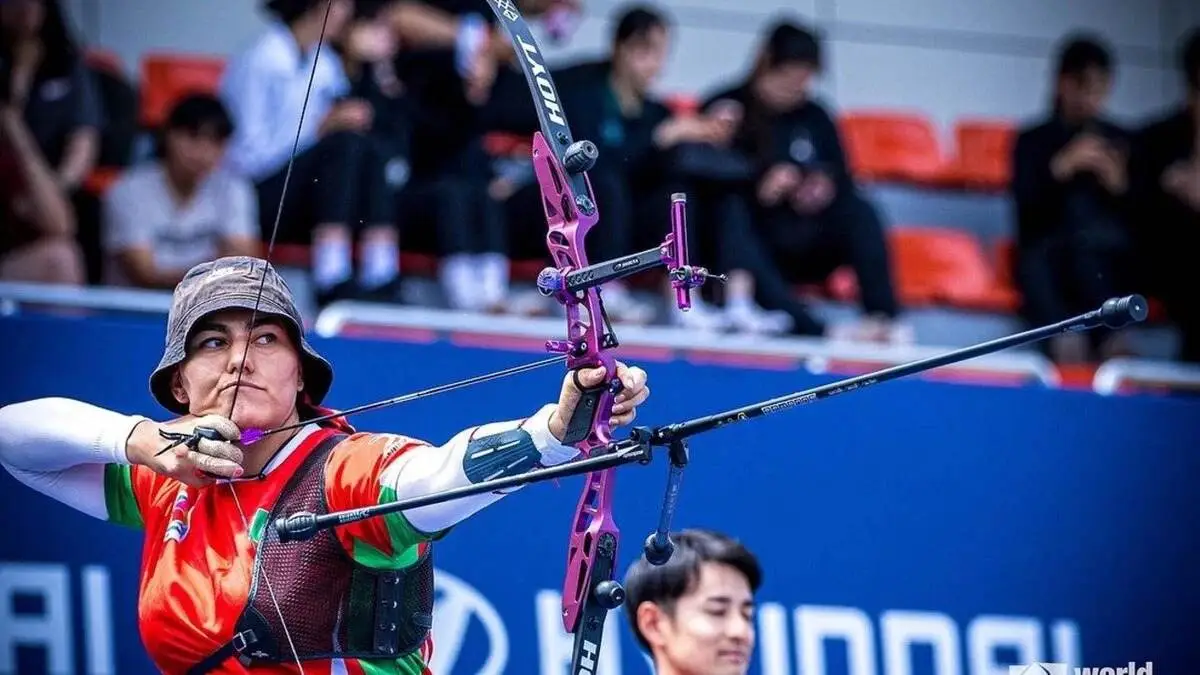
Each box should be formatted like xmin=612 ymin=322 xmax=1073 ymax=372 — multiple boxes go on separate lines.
xmin=561 ymin=352 xmax=620 ymax=448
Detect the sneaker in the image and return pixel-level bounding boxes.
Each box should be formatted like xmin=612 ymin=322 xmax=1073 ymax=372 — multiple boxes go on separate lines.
xmin=507 ymin=288 xmax=555 ymax=316
xmin=669 ymin=295 xmax=729 ymax=332
xmin=725 ymin=302 xmax=794 ymax=335
xmin=601 ymin=286 xmax=656 ymax=325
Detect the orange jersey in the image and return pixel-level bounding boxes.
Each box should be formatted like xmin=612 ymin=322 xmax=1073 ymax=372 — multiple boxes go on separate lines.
xmin=103 ymin=426 xmax=438 ymax=675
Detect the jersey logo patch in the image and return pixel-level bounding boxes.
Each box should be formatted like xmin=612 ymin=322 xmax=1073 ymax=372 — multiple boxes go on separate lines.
xmin=164 ymin=486 xmax=194 ymax=543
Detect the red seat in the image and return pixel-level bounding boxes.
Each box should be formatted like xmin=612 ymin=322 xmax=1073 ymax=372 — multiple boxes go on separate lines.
xmin=951 ymin=120 xmax=1016 ymax=191
xmin=839 ymin=111 xmax=949 ymax=185
xmin=140 ymin=53 xmax=226 ymax=128
xmin=483 ymin=132 xmax=532 ymax=158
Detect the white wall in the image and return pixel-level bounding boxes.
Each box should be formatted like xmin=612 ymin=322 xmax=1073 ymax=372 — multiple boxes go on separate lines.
xmin=62 ymin=0 xmax=1193 ymax=133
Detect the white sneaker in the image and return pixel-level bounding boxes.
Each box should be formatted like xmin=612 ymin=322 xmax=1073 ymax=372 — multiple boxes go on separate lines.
xmin=507 ymin=288 xmax=555 ymax=316
xmin=600 ymin=285 xmax=657 ymax=325
xmin=725 ymin=302 xmax=794 ymax=336
xmin=440 ymin=255 xmax=481 ymax=312
xmin=670 ymin=295 xmax=729 ymax=332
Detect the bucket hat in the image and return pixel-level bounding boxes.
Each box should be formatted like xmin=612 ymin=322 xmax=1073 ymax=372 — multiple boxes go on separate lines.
xmin=148 ymin=256 xmax=333 ymax=415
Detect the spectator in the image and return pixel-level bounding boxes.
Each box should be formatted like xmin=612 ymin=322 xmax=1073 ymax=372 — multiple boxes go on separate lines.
xmin=101 ymin=95 xmax=259 ymax=289
xmin=700 ymin=20 xmax=904 ymax=341
xmin=0 ymin=0 xmax=100 ymax=193
xmin=1130 ymin=28 xmax=1200 ymax=363
xmin=1012 ymin=34 xmax=1135 ymax=363
xmin=390 ymin=0 xmax=513 ymax=312
xmin=504 ymin=4 xmax=736 ymax=324
xmin=623 ymin=529 xmax=760 ymax=675
xmin=0 ymin=97 xmax=85 ymax=284
xmin=221 ymin=0 xmax=402 ymax=306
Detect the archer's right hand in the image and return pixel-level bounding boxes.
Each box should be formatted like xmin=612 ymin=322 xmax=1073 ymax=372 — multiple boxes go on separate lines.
xmin=127 ymin=415 xmax=245 ymax=487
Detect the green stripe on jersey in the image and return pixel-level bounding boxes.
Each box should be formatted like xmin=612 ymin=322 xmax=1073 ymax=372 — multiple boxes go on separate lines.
xmin=358 ymin=654 xmax=428 ymax=675
xmin=103 ymin=464 xmax=143 ymax=529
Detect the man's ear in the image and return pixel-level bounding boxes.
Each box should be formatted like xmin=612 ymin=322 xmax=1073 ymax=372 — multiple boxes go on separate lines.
xmin=635 ymin=601 xmax=672 ymax=652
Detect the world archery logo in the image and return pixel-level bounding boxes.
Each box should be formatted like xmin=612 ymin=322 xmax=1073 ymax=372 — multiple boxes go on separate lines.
xmin=164 ymin=487 xmax=193 ymax=543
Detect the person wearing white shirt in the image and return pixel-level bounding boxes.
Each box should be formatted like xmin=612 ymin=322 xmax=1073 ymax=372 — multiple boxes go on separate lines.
xmin=221 ymin=0 xmax=402 ymax=306
xmin=103 ymin=94 xmax=260 ymax=288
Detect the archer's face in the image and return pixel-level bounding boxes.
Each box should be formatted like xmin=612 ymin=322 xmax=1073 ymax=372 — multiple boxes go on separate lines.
xmin=171 ymin=308 xmax=303 ymax=432
xmin=638 ymin=562 xmax=756 ymax=675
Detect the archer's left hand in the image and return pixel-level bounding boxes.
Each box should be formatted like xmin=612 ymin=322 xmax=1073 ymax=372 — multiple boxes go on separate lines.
xmin=549 ymin=361 xmax=650 ymax=442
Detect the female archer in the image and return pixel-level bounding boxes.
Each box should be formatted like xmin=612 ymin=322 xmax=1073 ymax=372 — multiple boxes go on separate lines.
xmin=0 ymin=255 xmax=651 ymax=674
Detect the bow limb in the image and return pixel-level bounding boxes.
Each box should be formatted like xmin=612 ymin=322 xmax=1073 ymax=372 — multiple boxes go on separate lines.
xmin=481 ymin=0 xmax=623 ymax=669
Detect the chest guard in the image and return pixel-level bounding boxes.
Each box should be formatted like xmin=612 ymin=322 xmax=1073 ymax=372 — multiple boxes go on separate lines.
xmin=188 ymin=432 xmax=435 ymax=674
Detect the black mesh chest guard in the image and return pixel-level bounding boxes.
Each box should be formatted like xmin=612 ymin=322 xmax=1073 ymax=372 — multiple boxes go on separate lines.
xmin=188 ymin=432 xmax=435 ymax=674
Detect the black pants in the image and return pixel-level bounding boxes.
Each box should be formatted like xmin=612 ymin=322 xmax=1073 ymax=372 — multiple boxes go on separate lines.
xmin=504 ymin=167 xmax=675 ymax=263
xmin=1016 ymin=194 xmax=1135 ymax=349
xmin=695 ymin=187 xmax=899 ymax=335
xmin=254 ymin=131 xmax=395 ymax=244
xmin=397 ymin=176 xmax=505 ymax=257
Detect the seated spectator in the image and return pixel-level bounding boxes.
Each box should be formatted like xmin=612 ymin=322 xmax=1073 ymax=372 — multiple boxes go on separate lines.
xmin=0 ymin=100 xmax=85 ymax=284
xmin=221 ymin=0 xmax=402 ymax=306
xmin=387 ymin=2 xmax=515 ymax=313
xmin=1012 ymin=35 xmax=1136 ymax=363
xmin=503 ymin=4 xmax=737 ymax=325
xmin=700 ymin=20 xmax=904 ymax=341
xmin=0 ymin=0 xmax=101 ymax=193
xmin=1131 ymin=27 xmax=1200 ymax=363
xmin=101 ymin=95 xmax=259 ymax=289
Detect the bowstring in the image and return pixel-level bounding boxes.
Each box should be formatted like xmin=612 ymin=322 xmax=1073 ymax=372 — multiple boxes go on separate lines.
xmin=223 ymin=2 xmax=336 ymax=673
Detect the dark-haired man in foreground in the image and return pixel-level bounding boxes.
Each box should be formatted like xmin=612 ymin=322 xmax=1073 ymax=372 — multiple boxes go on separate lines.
xmin=623 ymin=529 xmax=761 ymax=675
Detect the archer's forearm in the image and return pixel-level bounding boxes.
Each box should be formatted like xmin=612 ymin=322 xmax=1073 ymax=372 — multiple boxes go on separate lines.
xmin=0 ymin=398 xmax=147 ymax=520
xmin=384 ymin=403 xmax=578 ymax=533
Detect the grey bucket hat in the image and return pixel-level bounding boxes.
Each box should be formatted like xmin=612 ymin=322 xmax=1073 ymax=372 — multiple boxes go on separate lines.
xmin=149 ymin=256 xmax=334 ymax=415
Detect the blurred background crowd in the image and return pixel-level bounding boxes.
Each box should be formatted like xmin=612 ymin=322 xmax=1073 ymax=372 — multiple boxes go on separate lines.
xmin=1 ymin=0 xmax=1197 ymax=366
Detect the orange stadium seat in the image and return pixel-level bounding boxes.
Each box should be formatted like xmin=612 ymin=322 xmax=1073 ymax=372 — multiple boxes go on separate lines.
xmin=483 ymin=132 xmax=532 ymax=158
xmin=839 ymin=111 xmax=948 ymax=185
xmin=140 ymin=53 xmax=226 ymax=128
xmin=887 ymin=227 xmax=1006 ymax=309
xmin=802 ymin=228 xmax=1016 ymax=312
xmin=950 ymin=120 xmax=1016 ymax=191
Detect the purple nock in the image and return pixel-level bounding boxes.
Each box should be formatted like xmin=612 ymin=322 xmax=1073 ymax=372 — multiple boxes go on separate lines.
xmin=240 ymin=428 xmax=266 ymax=445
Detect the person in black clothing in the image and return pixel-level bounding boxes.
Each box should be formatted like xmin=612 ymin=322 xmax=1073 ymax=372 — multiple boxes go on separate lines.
xmin=502 ymin=4 xmax=739 ymax=325
xmin=1011 ymin=34 xmax=1136 ymax=364
xmin=388 ymin=0 xmax=515 ymax=312
xmin=698 ymin=20 xmax=902 ymax=341
xmin=0 ymin=0 xmax=100 ymax=192
xmin=1130 ymin=27 xmax=1200 ymax=363
xmin=222 ymin=0 xmax=406 ymax=307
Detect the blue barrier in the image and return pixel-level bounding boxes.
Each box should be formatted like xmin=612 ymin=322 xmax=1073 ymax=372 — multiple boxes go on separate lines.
xmin=1 ymin=314 xmax=1197 ymax=675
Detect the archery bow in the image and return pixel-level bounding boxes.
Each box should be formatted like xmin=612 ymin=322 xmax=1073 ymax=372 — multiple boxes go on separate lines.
xmin=470 ymin=2 xmax=722 ymax=671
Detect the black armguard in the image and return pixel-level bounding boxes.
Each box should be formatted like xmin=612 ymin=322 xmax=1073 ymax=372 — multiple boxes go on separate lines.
xmin=463 ymin=427 xmax=542 ymax=484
